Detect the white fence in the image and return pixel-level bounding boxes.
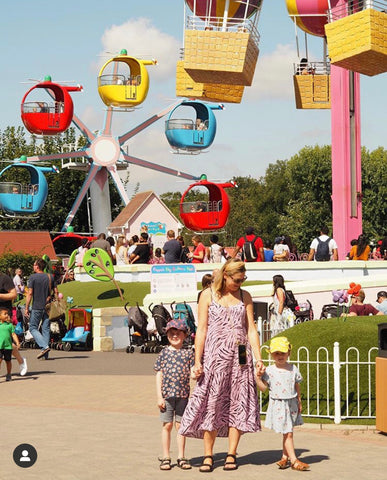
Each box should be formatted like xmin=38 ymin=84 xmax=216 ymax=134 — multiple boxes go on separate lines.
xmin=259 ymin=342 xmax=378 ymax=424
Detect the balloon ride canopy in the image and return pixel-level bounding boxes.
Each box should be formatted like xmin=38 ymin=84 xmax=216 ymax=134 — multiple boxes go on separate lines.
xmin=176 ymin=61 xmax=244 ymax=103
xmin=182 ymin=0 xmax=261 ymax=87
xmin=325 ymin=7 xmax=387 ymax=77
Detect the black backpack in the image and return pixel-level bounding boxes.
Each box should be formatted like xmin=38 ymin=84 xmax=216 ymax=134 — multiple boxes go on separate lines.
xmin=315 ymin=237 xmax=331 ymax=261
xmin=284 ymin=290 xmax=298 ymax=311
xmin=242 ymin=235 xmax=258 ymax=262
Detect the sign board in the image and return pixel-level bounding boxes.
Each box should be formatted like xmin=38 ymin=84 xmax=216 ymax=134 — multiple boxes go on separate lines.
xmin=150 ymin=264 xmax=197 ymax=295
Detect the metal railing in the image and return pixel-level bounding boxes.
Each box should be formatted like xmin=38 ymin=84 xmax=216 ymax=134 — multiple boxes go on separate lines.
xmin=294 ymin=61 xmax=331 ymax=75
xmin=22 ymin=101 xmax=64 ymax=114
xmin=98 ymin=74 xmax=141 ymax=87
xmin=181 ymin=200 xmax=222 ymax=214
xmin=185 ymin=15 xmax=260 ymax=47
xmin=328 ymin=0 xmax=387 ymax=22
xmin=259 ymin=343 xmax=378 ymax=423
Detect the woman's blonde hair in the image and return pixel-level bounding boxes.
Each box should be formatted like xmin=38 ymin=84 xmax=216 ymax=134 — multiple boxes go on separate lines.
xmin=192 ymin=234 xmax=202 ymax=243
xmin=212 ymin=258 xmax=246 ymax=297
xmin=116 ymin=236 xmax=125 ymax=249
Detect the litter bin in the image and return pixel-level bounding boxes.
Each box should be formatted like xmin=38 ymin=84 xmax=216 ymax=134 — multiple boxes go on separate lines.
xmin=376 ymin=323 xmax=387 ymax=433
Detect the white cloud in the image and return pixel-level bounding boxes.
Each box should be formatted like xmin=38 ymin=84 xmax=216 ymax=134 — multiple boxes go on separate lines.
xmin=97 ymin=18 xmax=180 ymax=82
xmin=245 ymin=43 xmax=298 ymax=101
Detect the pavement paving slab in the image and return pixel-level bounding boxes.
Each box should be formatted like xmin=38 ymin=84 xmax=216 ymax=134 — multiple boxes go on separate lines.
xmin=1 ymin=350 xmax=386 ymax=480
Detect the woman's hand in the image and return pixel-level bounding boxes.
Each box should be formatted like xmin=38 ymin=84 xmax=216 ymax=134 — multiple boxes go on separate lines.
xmin=255 ymin=360 xmax=265 ymax=376
xmin=192 ymin=363 xmax=203 ymax=379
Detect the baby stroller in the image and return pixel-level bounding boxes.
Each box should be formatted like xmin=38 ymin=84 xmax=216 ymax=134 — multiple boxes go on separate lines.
xmin=148 ymin=303 xmax=172 ymax=350
xmin=294 ymin=300 xmax=314 ymax=323
xmin=50 ymin=316 xmax=68 ymax=350
xmin=125 ymin=302 xmax=152 ymax=353
xmin=170 ymin=301 xmax=196 ymax=348
xmin=319 ymin=304 xmax=347 ymax=319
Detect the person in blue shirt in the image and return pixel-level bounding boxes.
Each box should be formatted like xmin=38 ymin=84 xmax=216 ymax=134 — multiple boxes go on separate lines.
xmin=376 ymin=291 xmax=387 ymax=314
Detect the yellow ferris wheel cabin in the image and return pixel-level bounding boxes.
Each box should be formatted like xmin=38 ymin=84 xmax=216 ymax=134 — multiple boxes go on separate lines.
xmin=97 ymin=49 xmax=157 ymax=108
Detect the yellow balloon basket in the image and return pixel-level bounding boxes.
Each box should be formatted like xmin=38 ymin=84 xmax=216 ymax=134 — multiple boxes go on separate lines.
xmin=175 ymin=61 xmax=244 ymax=103
xmin=293 ymin=74 xmax=331 ymax=110
xmin=325 ymin=8 xmax=387 ymax=77
xmin=182 ymin=29 xmax=259 ymax=86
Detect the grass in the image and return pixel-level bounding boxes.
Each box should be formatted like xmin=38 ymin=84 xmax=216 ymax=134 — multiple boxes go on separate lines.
xmin=260 ymin=317 xmax=383 ymax=423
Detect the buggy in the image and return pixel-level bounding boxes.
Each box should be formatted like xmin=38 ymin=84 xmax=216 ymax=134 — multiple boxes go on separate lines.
xmin=294 ymin=300 xmax=314 ymax=323
xmin=124 ymin=302 xmax=155 ymax=353
xmin=170 ymin=301 xmax=196 ymax=347
xmin=148 ymin=302 xmax=172 ymax=348
xmin=319 ymin=303 xmax=347 ymax=319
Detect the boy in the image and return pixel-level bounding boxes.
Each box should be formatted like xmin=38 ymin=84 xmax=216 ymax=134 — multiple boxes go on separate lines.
xmin=154 ymin=319 xmax=194 ymax=470
xmin=0 ymin=306 xmax=21 ymax=381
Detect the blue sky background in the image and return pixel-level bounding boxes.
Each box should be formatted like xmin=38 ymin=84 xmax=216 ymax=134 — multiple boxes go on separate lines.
xmin=0 ymin=0 xmax=385 ymax=195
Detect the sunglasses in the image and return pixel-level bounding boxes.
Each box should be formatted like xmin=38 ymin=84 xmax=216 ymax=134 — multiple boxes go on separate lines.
xmin=229 ymin=275 xmax=247 ymax=285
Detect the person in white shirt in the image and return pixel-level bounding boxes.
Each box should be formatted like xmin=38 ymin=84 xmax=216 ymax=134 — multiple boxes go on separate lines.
xmin=308 ymin=226 xmax=338 ymax=261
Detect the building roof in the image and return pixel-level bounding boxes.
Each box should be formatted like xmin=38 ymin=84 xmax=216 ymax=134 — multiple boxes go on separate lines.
xmin=109 ymin=191 xmax=179 ymax=229
xmin=0 ymin=231 xmax=57 ymax=259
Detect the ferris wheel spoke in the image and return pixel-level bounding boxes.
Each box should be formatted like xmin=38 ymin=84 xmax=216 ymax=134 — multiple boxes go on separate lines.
xmin=102 ymin=107 xmax=114 ymax=135
xmin=71 ymin=114 xmax=96 ymax=142
xmin=27 ymin=151 xmax=87 ymax=163
xmin=118 ymin=103 xmax=177 ymax=145
xmin=122 ymin=152 xmax=198 ymax=181
xmin=61 ymin=163 xmax=100 ymax=231
xmin=107 ymin=165 xmax=129 ymax=205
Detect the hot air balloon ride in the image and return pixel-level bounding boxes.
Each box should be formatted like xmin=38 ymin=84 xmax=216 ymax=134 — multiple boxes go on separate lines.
xmin=181 ymin=0 xmax=262 ymax=88
xmin=324 ymin=1 xmax=387 ymax=76
xmin=286 ymin=0 xmax=333 ymax=109
xmin=180 ymin=174 xmax=237 ymax=231
xmin=97 ymin=49 xmax=157 ymax=108
xmin=165 ymin=101 xmax=224 ymax=153
xmin=21 ymin=76 xmax=82 ymax=135
xmin=0 ymin=156 xmax=59 ymax=216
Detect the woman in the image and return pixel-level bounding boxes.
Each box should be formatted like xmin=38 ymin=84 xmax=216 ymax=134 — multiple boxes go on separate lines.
xmin=179 ymin=259 xmax=264 ymax=472
xmin=270 ymin=275 xmax=295 ymax=336
xmin=273 ymin=236 xmax=290 ymax=262
xmin=348 ymin=234 xmax=371 ymax=260
xmin=115 ymin=236 xmax=129 ymax=265
xmin=188 ymin=235 xmax=206 ymax=263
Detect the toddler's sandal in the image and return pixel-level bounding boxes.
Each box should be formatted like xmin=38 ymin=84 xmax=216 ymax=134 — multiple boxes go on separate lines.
xmin=177 ymin=458 xmax=192 ymax=470
xmin=159 ymin=457 xmax=172 ymax=470
xmin=291 ymin=459 xmax=310 ymax=471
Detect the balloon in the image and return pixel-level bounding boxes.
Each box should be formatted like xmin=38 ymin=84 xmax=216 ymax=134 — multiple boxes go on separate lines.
xmin=285 ymin=0 xmax=340 ymax=37
xmin=58 ymin=293 xmax=63 ymax=299
xmin=185 ymin=0 xmax=262 ymax=25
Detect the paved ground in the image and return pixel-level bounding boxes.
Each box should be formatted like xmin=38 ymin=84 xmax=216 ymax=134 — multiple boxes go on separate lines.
xmin=1 ymin=349 xmax=386 ymax=480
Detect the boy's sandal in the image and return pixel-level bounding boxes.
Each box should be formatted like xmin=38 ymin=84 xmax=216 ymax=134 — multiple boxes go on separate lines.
xmin=291 ymin=459 xmax=310 ymax=471
xmin=159 ymin=457 xmax=172 ymax=470
xmin=199 ymin=455 xmax=214 ymax=473
xmin=177 ymin=458 xmax=192 ymax=470
xmin=223 ymin=454 xmax=238 ymax=471
xmin=276 ymin=456 xmax=290 ymax=469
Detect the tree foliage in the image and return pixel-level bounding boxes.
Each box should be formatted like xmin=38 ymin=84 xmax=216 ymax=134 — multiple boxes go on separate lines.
xmin=161 ymin=145 xmax=387 ymax=253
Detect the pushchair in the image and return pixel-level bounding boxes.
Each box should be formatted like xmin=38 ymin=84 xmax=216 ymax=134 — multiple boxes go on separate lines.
xmin=294 ymin=300 xmax=314 ymax=323
xmin=50 ymin=316 xmax=68 ymax=350
xmin=319 ymin=303 xmax=347 ymax=319
xmin=148 ymin=303 xmax=172 ymax=350
xmin=125 ymin=302 xmax=153 ymax=353
xmin=170 ymin=301 xmax=196 ymax=348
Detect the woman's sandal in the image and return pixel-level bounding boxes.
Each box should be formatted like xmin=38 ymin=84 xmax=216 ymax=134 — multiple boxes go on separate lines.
xmin=177 ymin=458 xmax=192 ymax=470
xmin=159 ymin=457 xmax=172 ymax=471
xmin=199 ymin=455 xmax=214 ymax=473
xmin=276 ymin=456 xmax=290 ymax=469
xmin=223 ymin=454 xmax=238 ymax=471
xmin=291 ymin=459 xmax=310 ymax=471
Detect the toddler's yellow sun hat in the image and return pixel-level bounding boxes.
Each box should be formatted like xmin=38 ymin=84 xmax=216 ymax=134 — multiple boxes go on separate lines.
xmin=269 ymin=336 xmax=291 ymax=353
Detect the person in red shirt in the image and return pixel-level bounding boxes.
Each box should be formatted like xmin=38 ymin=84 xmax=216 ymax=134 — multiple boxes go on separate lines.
xmin=232 ymin=227 xmax=264 ymax=262
xmin=346 ymin=289 xmax=383 ymax=317
xmin=188 ymin=235 xmax=206 ymax=263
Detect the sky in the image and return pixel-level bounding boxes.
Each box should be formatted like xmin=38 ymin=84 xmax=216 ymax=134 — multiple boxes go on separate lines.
xmin=0 ymin=0 xmax=385 ymax=197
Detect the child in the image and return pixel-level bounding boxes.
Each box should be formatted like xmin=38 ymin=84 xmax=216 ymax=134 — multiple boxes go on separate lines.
xmin=256 ymin=336 xmax=309 ymax=471
xmin=0 ymin=306 xmax=21 ymax=381
xmin=154 ymin=319 xmax=194 ymax=471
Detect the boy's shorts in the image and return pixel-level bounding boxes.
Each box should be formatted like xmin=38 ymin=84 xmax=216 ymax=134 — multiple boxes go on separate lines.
xmin=160 ymin=397 xmax=188 ymax=423
xmin=0 ymin=349 xmax=12 ymax=362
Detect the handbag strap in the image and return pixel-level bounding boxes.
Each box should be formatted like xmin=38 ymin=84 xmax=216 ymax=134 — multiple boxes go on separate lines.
xmin=46 ymin=273 xmax=53 ymax=300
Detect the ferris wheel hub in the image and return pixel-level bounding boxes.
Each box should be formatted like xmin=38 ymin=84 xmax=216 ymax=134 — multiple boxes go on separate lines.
xmin=88 ymin=135 xmax=120 ymax=167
